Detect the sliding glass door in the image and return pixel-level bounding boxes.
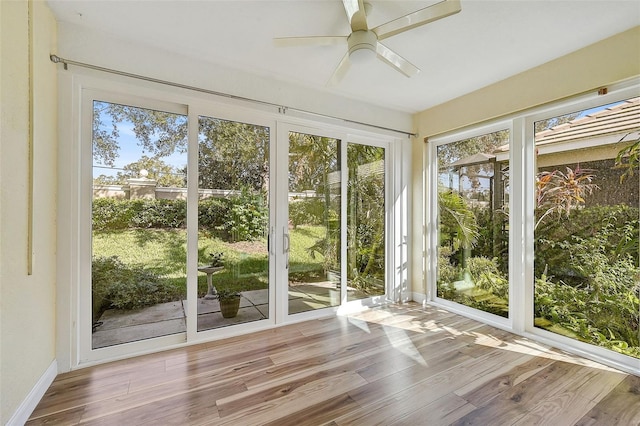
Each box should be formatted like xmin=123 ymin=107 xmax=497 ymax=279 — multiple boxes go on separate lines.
xmin=196 ymin=115 xmax=271 ymax=331
xmin=83 ymin=89 xmax=391 ymax=362
xmin=286 ymin=131 xmax=342 ymax=314
xmin=282 ymin=126 xmax=390 ymax=316
xmin=86 ymin=92 xmax=276 ymax=357
xmin=347 ymin=143 xmax=386 ymax=302
xmin=91 ymin=99 xmax=188 ymax=349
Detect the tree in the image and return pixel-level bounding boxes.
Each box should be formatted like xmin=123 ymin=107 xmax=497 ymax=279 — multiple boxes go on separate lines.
xmin=198 ymin=117 xmax=269 ymax=191
xmin=534 ymin=112 xmax=581 ymax=134
xmin=614 ymin=134 xmax=640 ymax=183
xmin=93 ymin=174 xmax=121 ymax=185
xmin=93 ymin=102 xmax=121 ymax=167
xmin=92 ymin=101 xmax=188 ymax=167
xmin=438 ymin=189 xmax=479 ymax=252
xmin=93 ymin=156 xmax=185 ymax=187
xmin=437 ymin=130 xmax=508 ymax=167
xmin=288 ymin=133 xmax=339 ymax=193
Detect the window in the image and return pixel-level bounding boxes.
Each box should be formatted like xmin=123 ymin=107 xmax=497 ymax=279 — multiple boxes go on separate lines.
xmin=91 ymin=100 xmax=188 ymax=348
xmin=347 ymin=143 xmax=386 ymax=301
xmin=435 ymin=129 xmax=510 ymax=318
xmin=533 ymin=98 xmax=639 ymax=360
xmin=197 ymin=116 xmax=271 ymax=331
xmin=428 ymin=85 xmax=640 ymax=374
xmin=69 ymin=80 xmax=399 ymax=365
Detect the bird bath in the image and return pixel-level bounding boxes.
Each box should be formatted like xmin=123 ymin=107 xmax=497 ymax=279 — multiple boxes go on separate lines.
xmin=197 ymin=266 xmax=224 ymax=299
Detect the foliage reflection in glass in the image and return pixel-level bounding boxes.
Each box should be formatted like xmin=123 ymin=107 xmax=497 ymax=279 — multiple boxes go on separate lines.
xmin=347 ymin=143 xmax=386 ymax=301
xmin=288 ymin=132 xmax=341 ymax=313
xmin=197 ymin=116 xmax=270 ymax=331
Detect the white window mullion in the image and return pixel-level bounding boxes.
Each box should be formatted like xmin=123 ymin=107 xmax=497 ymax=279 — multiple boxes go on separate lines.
xmin=340 ymin=139 xmax=348 ymax=305
xmin=274 ymin=122 xmax=290 ymax=323
xmin=391 ymin=142 xmax=402 ymax=302
xmin=425 ymin=138 xmax=438 ymax=304
xmin=185 ymin=108 xmax=199 ymax=339
xmin=509 ymin=117 xmax=526 ymax=333
xmin=398 ymin=138 xmax=411 ymax=303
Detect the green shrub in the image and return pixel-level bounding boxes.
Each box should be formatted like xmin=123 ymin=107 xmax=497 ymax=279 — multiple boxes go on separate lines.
xmin=92 ymin=256 xmax=181 ymax=321
xmin=289 ymin=198 xmax=325 ymax=227
xmin=93 ymin=196 xmax=269 ymax=242
xmin=536 ymin=204 xmax=639 ymax=280
xmin=466 ymin=256 xmax=509 ymax=300
xmin=130 ymin=199 xmax=186 ymax=228
xmin=93 ymin=198 xmax=187 ymax=230
xmin=535 ymin=272 xmax=639 ymax=358
xmin=198 ymin=197 xmax=229 ymax=231
xmin=534 ymin=217 xmax=640 ymax=358
xmin=437 ymin=246 xmax=459 ymax=286
xmin=92 ymin=198 xmax=136 ymax=230
xmin=222 ymin=189 xmax=268 ymax=241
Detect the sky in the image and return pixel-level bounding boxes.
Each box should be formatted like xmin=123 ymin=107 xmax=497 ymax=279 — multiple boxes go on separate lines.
xmin=95 ymin=98 xmax=630 ymax=182
xmin=93 ymin=106 xmax=187 ymax=179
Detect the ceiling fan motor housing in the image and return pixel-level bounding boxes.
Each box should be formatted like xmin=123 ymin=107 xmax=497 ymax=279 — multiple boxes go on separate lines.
xmin=347 ymin=30 xmax=377 ymax=62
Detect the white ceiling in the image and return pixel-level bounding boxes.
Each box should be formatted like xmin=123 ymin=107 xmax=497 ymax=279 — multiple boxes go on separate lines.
xmin=47 ymin=0 xmax=640 ymax=114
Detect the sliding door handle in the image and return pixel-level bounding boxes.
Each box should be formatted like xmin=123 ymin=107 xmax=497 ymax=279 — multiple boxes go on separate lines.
xmin=268 ymin=226 xmax=275 ymax=255
xmin=283 ymin=228 xmax=290 ymax=269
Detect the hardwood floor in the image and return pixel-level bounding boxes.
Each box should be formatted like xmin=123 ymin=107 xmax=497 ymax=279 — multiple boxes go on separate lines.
xmin=28 ymin=303 xmax=640 ymax=425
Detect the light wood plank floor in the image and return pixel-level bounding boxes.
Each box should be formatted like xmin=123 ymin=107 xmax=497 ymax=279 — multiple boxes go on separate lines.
xmin=28 ymin=303 xmax=640 ymax=425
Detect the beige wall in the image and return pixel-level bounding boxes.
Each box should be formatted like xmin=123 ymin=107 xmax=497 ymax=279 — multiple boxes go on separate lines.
xmin=410 ymin=26 xmax=640 ymax=297
xmin=0 ymin=1 xmax=58 ymax=423
xmin=415 ymin=26 xmax=640 ymax=138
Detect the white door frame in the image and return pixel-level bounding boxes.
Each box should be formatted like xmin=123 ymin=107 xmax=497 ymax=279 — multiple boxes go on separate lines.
xmin=58 ymin=70 xmax=405 ymax=370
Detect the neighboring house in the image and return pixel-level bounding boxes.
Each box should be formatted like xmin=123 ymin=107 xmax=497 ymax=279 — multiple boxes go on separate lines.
xmin=495 ymin=96 xmax=640 ymax=168
xmin=532 ymin=96 xmax=639 ymax=207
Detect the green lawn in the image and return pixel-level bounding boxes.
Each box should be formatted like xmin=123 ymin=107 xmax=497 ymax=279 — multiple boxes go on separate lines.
xmin=92 ymin=226 xmax=327 ymax=296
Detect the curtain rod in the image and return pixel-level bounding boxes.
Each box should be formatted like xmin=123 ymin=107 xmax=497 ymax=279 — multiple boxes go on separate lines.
xmin=50 ymin=54 xmax=416 ymax=138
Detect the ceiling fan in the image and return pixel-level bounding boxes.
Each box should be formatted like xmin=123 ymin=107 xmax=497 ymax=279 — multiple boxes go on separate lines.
xmin=274 ymin=0 xmax=462 ymax=85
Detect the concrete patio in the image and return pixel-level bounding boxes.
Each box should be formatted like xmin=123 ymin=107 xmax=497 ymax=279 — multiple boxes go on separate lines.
xmin=92 ymin=284 xmax=360 ymax=349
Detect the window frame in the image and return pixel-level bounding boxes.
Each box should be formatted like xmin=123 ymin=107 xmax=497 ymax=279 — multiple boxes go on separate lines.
xmin=521 ymin=84 xmax=640 ymax=373
xmin=425 ymin=78 xmax=640 ymax=375
xmin=58 ymin=70 xmax=405 ymax=370
xmin=427 ymin=119 xmax=515 ymax=331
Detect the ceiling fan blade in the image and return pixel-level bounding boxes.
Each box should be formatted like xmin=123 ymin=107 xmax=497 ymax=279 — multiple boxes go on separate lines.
xmin=327 ymin=52 xmax=351 ymax=86
xmin=273 ymin=36 xmax=347 ymax=47
xmin=342 ymin=0 xmax=368 ymax=31
xmin=373 ymin=0 xmax=461 ymax=41
xmin=376 ymin=43 xmax=420 ymax=78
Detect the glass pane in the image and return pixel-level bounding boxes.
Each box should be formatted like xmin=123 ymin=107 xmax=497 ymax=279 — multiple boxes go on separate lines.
xmin=197 ymin=116 xmax=270 ymax=331
xmin=436 ymin=129 xmax=510 ymax=317
xmin=534 ymin=98 xmax=639 ymax=359
xmin=347 ymin=143 xmax=385 ymax=301
xmin=92 ymin=100 xmax=188 ymax=348
xmin=288 ymin=132 xmax=341 ymax=314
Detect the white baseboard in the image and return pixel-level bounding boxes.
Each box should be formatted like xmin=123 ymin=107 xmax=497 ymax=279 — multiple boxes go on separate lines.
xmin=7 ymin=359 xmax=57 ymax=426
xmin=411 ymin=292 xmax=427 ymax=304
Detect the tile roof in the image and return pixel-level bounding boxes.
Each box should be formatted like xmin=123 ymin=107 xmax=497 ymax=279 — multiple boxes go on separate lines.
xmin=494 ymin=97 xmax=640 ymax=155
xmin=535 ymin=97 xmax=640 ymax=146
